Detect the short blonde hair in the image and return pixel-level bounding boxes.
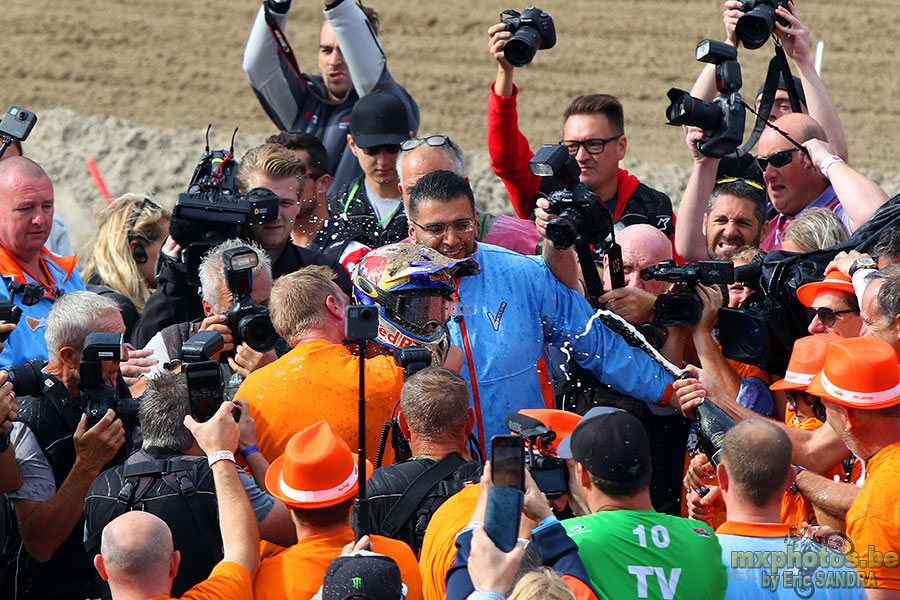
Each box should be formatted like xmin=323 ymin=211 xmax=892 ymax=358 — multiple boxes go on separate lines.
xmin=236 ymin=143 xmax=306 ymax=194
xmin=783 ymin=208 xmax=849 ymax=253
xmin=509 ymin=568 xmax=576 ymax=600
xmin=270 ymin=266 xmax=337 ymax=344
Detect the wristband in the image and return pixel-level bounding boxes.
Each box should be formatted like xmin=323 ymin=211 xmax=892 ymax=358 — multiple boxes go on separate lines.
xmin=208 ymin=450 xmax=236 ymax=467
xmin=819 ymin=155 xmax=844 ymax=178
xmin=240 ymin=445 xmax=260 ymax=460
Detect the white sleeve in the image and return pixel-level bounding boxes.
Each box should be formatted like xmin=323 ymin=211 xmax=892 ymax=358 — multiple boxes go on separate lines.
xmin=242 ymin=5 xmax=301 ymax=130
xmin=143 ymin=331 xmax=173 ymax=379
xmin=325 ymin=0 xmax=386 ymax=96
xmin=7 ymin=422 xmax=56 ymax=502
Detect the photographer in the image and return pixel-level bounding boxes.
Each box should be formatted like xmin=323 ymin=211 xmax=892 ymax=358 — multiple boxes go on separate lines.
xmin=131 ymin=143 xmax=351 ymax=349
xmin=486 ymin=23 xmax=674 ymax=233
xmin=9 ymin=291 xmax=128 ymax=599
xmin=242 ymin=0 xmax=418 ymax=191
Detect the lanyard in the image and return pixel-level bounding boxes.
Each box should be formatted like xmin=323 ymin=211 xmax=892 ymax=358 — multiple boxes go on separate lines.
xmin=343 ymin=175 xmax=400 ymax=229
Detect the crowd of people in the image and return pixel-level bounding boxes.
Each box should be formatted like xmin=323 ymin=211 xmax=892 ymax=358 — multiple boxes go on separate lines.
xmin=0 ymin=0 xmax=898 ymax=598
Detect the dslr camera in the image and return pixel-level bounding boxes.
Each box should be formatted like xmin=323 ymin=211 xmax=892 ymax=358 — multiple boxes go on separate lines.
xmin=665 ymin=40 xmax=746 ymax=158
xmin=169 ymin=130 xmax=279 ymax=286
xmin=500 ymin=7 xmax=556 ymax=67
xmin=641 ymin=259 xmax=734 ymax=327
xmin=222 ymin=246 xmax=279 ymax=353
xmin=80 ymin=332 xmax=140 ymax=429
xmin=736 ymin=0 xmax=791 ymax=50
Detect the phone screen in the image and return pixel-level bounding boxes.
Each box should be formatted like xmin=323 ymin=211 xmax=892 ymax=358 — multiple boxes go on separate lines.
xmin=184 ymin=361 xmax=224 ymax=422
xmin=491 ymin=435 xmax=525 ymax=491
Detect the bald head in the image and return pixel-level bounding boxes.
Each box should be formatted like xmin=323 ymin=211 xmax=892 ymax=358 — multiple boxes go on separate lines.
xmin=761 ymin=113 xmax=827 ymax=148
xmin=0 ymin=156 xmax=49 ymax=188
xmin=720 ymin=418 xmax=793 ymax=507
xmin=100 ymin=512 xmax=174 ymax=580
xmin=610 ymin=224 xmax=672 ymax=294
xmin=398 ymin=139 xmax=465 ymax=206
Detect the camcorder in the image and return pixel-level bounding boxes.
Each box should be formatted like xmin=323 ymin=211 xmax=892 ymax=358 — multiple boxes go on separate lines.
xmin=665 ymin=40 xmax=746 ymax=158
xmin=169 ymin=128 xmax=279 ymax=286
xmin=641 ymin=260 xmax=734 ymax=327
xmin=80 ymin=332 xmax=140 ymax=429
xmin=736 ymin=0 xmax=791 ymax=50
xmin=222 ymin=246 xmax=279 ymax=353
xmin=0 ymin=105 xmax=37 ymax=160
xmin=504 ymin=412 xmax=569 ymax=499
xmin=499 ymin=7 xmax=556 ymax=67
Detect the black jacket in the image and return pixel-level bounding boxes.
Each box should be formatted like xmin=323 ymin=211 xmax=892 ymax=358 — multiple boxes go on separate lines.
xmin=326 ymin=175 xmax=409 ymax=250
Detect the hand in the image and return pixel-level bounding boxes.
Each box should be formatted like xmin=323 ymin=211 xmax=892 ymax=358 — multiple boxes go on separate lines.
xmin=0 ymin=322 xmax=16 ymax=353
xmin=228 ymin=345 xmax=276 ymax=378
xmin=773 ymin=2 xmax=810 ymax=64
xmin=73 ymin=410 xmax=125 ymax=474
xmin=534 ymin=197 xmax=555 ymax=240
xmin=801 ymin=522 xmax=836 ymax=545
xmin=824 ymin=250 xmax=870 ymax=277
xmin=599 ymin=287 xmax=657 ymax=325
xmin=470 ymin=462 xmax=494 ymax=524
xmin=119 ymin=346 xmax=158 ymax=385
xmin=184 ymin=399 xmax=240 ymax=456
xmin=685 ymin=127 xmax=717 ymax=165
xmin=802 ymin=138 xmax=837 ymax=170
xmin=443 ymin=345 xmax=464 ymax=372
xmin=340 ymin=534 xmax=372 ymax=554
xmin=0 ymin=373 xmax=17 ymax=433
xmin=693 ymin=284 xmax=723 ymax=333
xmin=488 ymin=22 xmax=514 ymax=73
xmin=683 ymin=453 xmax=716 ymax=490
xmin=160 ymin=236 xmax=183 ymax=262
xmin=722 ymin=0 xmax=743 ymax=47
xmin=199 ymin=314 xmax=235 ymax=355
xmin=522 ymin=468 xmax=552 ymax=524
xmin=685 ymin=486 xmax=723 ymax=521
xmin=233 ymin=398 xmax=258 ymax=451
xmin=564 ymin=458 xmax=591 ymax=517
xmin=467 ymin=526 xmax=527 ymax=594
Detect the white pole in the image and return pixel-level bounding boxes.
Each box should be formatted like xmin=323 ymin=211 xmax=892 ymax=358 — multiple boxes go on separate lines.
xmin=814 ymin=40 xmax=825 ymax=75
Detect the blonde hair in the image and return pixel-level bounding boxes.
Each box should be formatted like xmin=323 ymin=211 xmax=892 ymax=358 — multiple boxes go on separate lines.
xmin=509 ymin=568 xmax=576 ymax=600
xmin=80 ymin=194 xmax=170 ymax=314
xmin=236 ymin=143 xmax=306 ymax=194
xmin=270 ymin=265 xmax=337 ymax=344
xmin=783 ymin=208 xmax=849 ymax=253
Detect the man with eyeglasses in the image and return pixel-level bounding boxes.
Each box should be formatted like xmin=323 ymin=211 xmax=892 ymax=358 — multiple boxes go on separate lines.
xmin=325 ymin=90 xmax=413 ymax=250
xmin=486 ymin=26 xmax=674 ymax=238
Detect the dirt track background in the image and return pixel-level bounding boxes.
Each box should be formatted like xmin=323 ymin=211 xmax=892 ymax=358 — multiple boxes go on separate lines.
xmin=1 ymin=0 xmax=898 ymax=248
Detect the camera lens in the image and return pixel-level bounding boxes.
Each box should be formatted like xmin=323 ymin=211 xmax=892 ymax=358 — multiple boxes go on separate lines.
xmin=504 ymin=26 xmax=542 ymax=67
xmin=3 ymin=358 xmax=43 ymax=397
xmin=735 ymin=5 xmax=776 ymax=50
xmin=240 ymin=314 xmax=279 ymax=353
xmin=665 ymin=90 xmax=724 ymax=131
xmin=546 ymin=212 xmax=580 ymax=250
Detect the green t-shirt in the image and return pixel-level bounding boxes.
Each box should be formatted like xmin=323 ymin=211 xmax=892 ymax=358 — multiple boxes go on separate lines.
xmin=563 ymin=510 xmax=727 ymax=600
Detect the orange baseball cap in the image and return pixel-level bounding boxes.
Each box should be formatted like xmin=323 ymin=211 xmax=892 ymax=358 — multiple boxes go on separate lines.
xmin=266 ymin=421 xmax=374 ymax=509
xmin=770 ymin=333 xmax=842 ymax=391
xmin=807 ymin=337 xmax=900 ymax=409
xmin=796 ymin=271 xmax=855 ymax=308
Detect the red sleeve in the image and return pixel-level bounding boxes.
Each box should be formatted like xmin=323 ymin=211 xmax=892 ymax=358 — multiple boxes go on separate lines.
xmin=487 ymin=82 xmax=542 ymax=219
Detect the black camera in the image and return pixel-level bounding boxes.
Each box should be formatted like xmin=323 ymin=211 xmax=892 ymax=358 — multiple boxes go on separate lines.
xmin=500 ymin=7 xmax=556 ymax=67
xmin=80 ymin=332 xmax=140 ymax=429
xmin=0 ymin=300 xmax=21 ymax=343
xmin=666 ymin=40 xmax=746 ymax=158
xmin=641 ymin=259 xmax=734 ymax=327
xmin=222 ymin=246 xmax=279 ymax=353
xmin=0 ymin=106 xmax=37 ymax=160
xmin=504 ymin=412 xmax=568 ymax=499
xmin=394 ymin=346 xmax=432 ymax=379
xmin=345 ymin=304 xmax=379 ymax=341
xmin=2 ymin=358 xmax=47 ymax=397
xmin=736 ymin=0 xmax=791 ymax=50
xmin=169 ymin=131 xmax=279 ymax=286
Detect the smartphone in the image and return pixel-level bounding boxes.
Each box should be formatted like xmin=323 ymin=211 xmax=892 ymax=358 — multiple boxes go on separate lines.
xmin=490 ymin=435 xmax=525 ymax=491
xmin=184 ymin=360 xmax=225 ymax=422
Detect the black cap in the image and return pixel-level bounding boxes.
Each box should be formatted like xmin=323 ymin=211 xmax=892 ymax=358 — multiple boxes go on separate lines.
xmin=755 ymin=75 xmax=807 ymax=108
xmin=323 ymin=552 xmax=404 ymax=600
xmin=564 ymin=410 xmax=651 ymax=482
xmin=350 ymin=90 xmax=409 ymax=148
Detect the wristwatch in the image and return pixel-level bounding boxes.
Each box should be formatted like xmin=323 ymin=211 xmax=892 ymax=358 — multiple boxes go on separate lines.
xmin=789 ymin=465 xmax=806 ymax=494
xmin=848 ymin=256 xmax=877 ymax=278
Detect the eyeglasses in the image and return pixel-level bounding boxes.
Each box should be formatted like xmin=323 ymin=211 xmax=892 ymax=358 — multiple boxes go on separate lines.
xmin=400 ymin=135 xmax=451 ymax=152
xmin=716 ymin=177 xmax=765 ymax=191
xmin=409 ymin=217 xmax=475 ymax=237
xmin=559 ymin=135 xmax=622 ymax=155
xmin=805 ymin=306 xmax=859 ymax=328
xmin=362 ymin=144 xmax=401 ymax=156
xmin=784 ymin=390 xmax=826 ymax=421
xmin=756 ymin=148 xmax=802 ymax=171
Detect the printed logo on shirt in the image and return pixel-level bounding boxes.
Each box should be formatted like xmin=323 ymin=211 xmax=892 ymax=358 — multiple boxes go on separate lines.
xmin=692 ymin=527 xmax=712 ymax=538
xmin=487 ymin=302 xmax=507 ymax=332
xmin=657 ymin=216 xmax=672 ymax=231
xmin=338 ymin=118 xmax=351 ymax=130
xmin=26 ymin=316 xmax=44 ymax=332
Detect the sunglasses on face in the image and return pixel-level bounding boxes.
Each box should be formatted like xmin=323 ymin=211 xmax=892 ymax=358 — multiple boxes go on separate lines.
xmin=409 ymin=217 xmax=475 ymax=237
xmin=361 ymin=144 xmax=401 ymax=156
xmin=756 ymin=147 xmax=802 ymax=171
xmin=400 ymin=135 xmax=450 ymax=152
xmin=558 ymin=135 xmax=622 ymax=155
xmin=806 ymin=306 xmax=858 ymax=328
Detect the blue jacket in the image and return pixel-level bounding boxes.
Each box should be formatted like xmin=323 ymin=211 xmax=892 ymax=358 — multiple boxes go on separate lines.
xmin=0 ymin=247 xmax=85 ymax=368
xmin=448 ymin=243 xmax=675 ymax=444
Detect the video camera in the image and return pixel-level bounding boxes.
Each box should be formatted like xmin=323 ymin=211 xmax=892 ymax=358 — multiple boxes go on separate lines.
xmin=0 ymin=105 xmax=37 ymax=160
xmin=169 ymin=128 xmax=279 ymax=286
xmin=80 ymin=332 xmax=140 ymax=429
xmin=221 ymin=246 xmax=279 ymax=353
xmin=504 ymin=412 xmax=568 ymax=499
xmin=665 ymin=40 xmax=746 ymax=158
xmin=499 ymin=7 xmax=556 ymax=67
xmin=736 ymin=0 xmax=791 ymax=50
xmin=641 ymin=260 xmax=734 ymax=327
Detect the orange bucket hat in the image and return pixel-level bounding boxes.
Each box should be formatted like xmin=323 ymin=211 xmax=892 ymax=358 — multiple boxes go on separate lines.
xmin=770 ymin=333 xmax=842 ymax=391
xmin=807 ymin=337 xmax=900 ymax=409
xmin=796 ymin=271 xmax=855 ymax=308
xmin=266 ymin=421 xmax=374 ymax=509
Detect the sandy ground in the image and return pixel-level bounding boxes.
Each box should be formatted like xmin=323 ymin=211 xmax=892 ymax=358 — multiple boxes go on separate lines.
xmin=2 ymin=0 xmax=898 ymax=250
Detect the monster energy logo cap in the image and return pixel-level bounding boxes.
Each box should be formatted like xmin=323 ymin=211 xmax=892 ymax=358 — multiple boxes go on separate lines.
xmin=323 ymin=551 xmax=406 ymax=600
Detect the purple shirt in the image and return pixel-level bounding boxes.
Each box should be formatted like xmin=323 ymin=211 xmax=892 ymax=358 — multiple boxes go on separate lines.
xmin=760 ymin=185 xmax=848 ymax=251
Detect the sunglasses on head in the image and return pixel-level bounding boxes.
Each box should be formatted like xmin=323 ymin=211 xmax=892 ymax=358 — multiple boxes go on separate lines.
xmin=400 ymin=135 xmax=451 ymax=152
xmin=805 ymin=306 xmax=858 ymax=328
xmin=716 ymin=177 xmax=765 ymax=191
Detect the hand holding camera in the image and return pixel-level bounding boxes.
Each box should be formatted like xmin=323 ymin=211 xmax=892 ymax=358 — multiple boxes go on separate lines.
xmin=0 ymin=372 xmax=17 ymax=434
xmin=73 ymin=409 xmax=125 ymax=475
xmin=183 ymin=399 xmax=241 ymax=458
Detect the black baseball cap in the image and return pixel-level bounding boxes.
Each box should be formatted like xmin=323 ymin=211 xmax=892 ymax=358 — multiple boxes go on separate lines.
xmin=350 ymin=90 xmax=409 ymax=148
xmin=557 ymin=408 xmax=651 ymax=482
xmin=323 ymin=551 xmax=405 ymax=600
xmin=755 ymin=74 xmax=807 ymax=108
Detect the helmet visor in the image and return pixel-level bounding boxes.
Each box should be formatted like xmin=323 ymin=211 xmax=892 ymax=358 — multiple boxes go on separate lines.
xmin=396 ymin=294 xmax=455 ymax=333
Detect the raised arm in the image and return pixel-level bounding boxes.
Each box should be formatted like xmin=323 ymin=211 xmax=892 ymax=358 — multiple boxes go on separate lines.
xmin=325 ymin=0 xmax=385 ymax=96
xmin=675 ymin=129 xmax=720 ymax=262
xmin=689 ymin=1 xmax=742 ymax=101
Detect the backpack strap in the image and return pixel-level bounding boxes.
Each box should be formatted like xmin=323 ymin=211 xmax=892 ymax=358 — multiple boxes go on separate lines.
xmin=379 ymin=453 xmax=468 ymax=539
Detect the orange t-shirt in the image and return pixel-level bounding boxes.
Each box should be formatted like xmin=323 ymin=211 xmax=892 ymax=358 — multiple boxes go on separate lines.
xmin=252 ymin=526 xmax=422 ymax=600
xmin=846 ymin=441 xmax=900 ymax=591
xmin=148 ymin=561 xmax=252 ymax=600
xmin=419 ymin=483 xmax=481 ymax=600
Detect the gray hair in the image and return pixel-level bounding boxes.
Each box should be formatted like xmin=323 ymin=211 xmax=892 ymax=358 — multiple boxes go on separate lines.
xmin=400 ymin=366 xmax=470 ymax=439
xmin=139 ymin=371 xmax=194 ymax=452
xmin=396 ymin=135 xmax=466 ymax=184
xmin=45 ymin=291 xmax=120 ymax=358
xmin=782 ymin=208 xmax=849 ymax=252
xmin=198 ymin=239 xmax=271 ymax=313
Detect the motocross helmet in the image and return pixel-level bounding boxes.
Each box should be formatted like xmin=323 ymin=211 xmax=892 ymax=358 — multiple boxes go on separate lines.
xmin=353 ymin=243 xmax=479 ymax=364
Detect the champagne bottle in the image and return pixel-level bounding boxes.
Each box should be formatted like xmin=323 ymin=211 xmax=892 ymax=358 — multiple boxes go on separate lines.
xmin=694 ymin=397 xmax=735 ymax=468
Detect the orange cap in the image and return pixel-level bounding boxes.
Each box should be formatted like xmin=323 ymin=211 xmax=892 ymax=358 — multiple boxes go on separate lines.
xmin=266 ymin=421 xmax=373 ymax=509
xmin=770 ymin=333 xmax=842 ymax=391
xmin=807 ymin=337 xmax=900 ymax=409
xmin=796 ymin=271 xmax=855 ymax=308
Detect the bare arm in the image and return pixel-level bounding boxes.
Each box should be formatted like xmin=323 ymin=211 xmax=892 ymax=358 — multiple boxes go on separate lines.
xmin=691 ymin=285 xmax=741 ymax=400
xmin=258 ymin=501 xmax=297 ymax=548
xmin=0 ymin=379 xmax=20 ymax=494
xmin=0 ymin=443 xmax=19 ymax=494
xmin=675 ymin=130 xmax=720 ymax=262
xmin=489 ymin=23 xmax=515 ymax=98
xmin=689 ymin=1 xmax=742 ymax=101
xmin=536 ymin=198 xmax=585 ymax=293
xmin=794 ymin=469 xmax=858 ymax=520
